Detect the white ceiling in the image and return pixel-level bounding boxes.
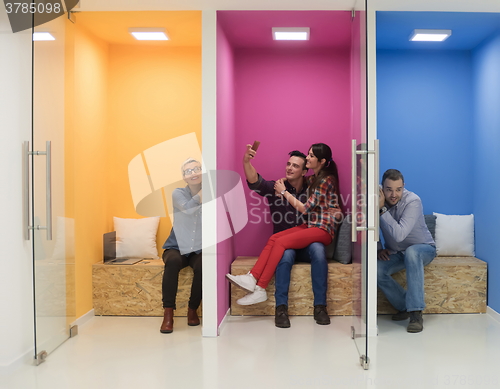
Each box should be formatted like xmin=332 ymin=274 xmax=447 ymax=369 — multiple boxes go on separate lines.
xmin=371 ymin=0 xmax=500 ymax=12
xmin=78 ymin=0 xmax=500 ymax=13
xmin=78 ymin=0 xmax=358 ymax=12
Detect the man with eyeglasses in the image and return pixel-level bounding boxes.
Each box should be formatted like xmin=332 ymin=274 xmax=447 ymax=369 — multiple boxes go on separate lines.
xmin=160 ymin=159 xmax=202 ymax=334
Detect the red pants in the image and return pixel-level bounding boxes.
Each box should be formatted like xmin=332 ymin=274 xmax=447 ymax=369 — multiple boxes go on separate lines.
xmin=251 ymin=225 xmax=332 ymax=289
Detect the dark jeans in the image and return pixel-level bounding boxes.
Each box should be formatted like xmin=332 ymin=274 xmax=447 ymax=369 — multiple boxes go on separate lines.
xmin=162 ymin=249 xmax=202 ymax=310
xmin=274 ymin=242 xmax=327 ymax=307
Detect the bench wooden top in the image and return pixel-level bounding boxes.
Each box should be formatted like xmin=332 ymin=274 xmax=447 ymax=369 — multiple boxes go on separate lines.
xmin=92 ymin=256 xmax=486 ymax=268
xmin=232 ymin=255 xmax=486 ymax=267
xmin=93 ymin=259 xmax=164 ymax=267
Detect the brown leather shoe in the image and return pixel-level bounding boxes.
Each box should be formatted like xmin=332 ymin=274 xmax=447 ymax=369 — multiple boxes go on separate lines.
xmin=160 ymin=307 xmax=174 ymax=333
xmin=187 ymin=308 xmax=200 ymax=326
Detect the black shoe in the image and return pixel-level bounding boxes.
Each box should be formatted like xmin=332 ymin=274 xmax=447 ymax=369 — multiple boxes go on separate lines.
xmin=313 ymin=305 xmax=331 ymax=325
xmin=392 ymin=310 xmax=410 ymax=321
xmin=275 ymin=305 xmax=291 ymax=328
xmin=407 ymin=311 xmax=423 ymax=333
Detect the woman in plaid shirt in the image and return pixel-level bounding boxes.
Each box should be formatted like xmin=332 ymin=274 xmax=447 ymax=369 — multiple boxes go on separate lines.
xmin=227 ymin=143 xmax=342 ymax=305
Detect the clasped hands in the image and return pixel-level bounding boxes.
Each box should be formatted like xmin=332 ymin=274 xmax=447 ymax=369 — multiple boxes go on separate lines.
xmin=274 ymin=178 xmax=286 ymax=197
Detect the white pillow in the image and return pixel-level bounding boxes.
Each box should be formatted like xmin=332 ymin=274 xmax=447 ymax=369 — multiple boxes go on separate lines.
xmin=433 ymin=212 xmax=475 ymax=256
xmin=113 ymin=216 xmax=160 ymax=259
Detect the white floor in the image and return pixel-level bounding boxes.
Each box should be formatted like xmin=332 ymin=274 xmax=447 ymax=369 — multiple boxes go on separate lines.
xmin=2 ymin=313 xmax=500 ymax=389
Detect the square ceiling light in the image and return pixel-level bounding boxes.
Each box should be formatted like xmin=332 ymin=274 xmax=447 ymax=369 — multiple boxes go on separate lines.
xmin=129 ymin=28 xmax=169 ymax=41
xmin=272 ymin=27 xmax=310 ymax=41
xmin=409 ymin=29 xmax=452 ymax=42
xmin=33 ymin=32 xmax=55 ymax=41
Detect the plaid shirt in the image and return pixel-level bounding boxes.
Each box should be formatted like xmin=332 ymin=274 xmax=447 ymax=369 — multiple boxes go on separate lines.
xmin=303 ymin=175 xmax=340 ymax=238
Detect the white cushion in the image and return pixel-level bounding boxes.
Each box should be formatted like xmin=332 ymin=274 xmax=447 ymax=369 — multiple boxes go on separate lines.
xmin=113 ymin=216 xmax=160 ymax=259
xmin=433 ymin=212 xmax=475 ymax=256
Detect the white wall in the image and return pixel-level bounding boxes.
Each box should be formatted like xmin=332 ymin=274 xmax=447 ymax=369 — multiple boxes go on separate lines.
xmin=0 ymin=5 xmax=35 ymax=371
xmin=201 ymin=10 xmax=218 ymax=337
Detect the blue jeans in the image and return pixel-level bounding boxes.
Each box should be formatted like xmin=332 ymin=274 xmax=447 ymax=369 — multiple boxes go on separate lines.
xmin=274 ymin=242 xmax=327 ymax=307
xmin=377 ymin=244 xmax=436 ymax=312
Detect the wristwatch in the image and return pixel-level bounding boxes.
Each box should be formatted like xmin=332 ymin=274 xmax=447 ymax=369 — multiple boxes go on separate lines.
xmin=380 ymin=206 xmax=387 ymax=215
xmin=280 ymin=189 xmax=287 ymax=195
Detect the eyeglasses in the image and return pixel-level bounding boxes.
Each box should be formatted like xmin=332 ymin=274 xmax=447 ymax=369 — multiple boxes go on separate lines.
xmin=183 ymin=166 xmax=202 ymax=176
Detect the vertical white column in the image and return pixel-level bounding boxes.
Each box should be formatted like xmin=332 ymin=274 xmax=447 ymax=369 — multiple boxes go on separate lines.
xmin=0 ymin=7 xmax=35 ymax=371
xmin=201 ymin=9 xmax=218 ymax=337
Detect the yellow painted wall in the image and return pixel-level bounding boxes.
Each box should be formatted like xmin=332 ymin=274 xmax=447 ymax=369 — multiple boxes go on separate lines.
xmin=73 ymin=23 xmax=110 ymax=317
xmin=70 ymin=12 xmax=202 ymax=317
xmin=64 ymin=17 xmax=76 ymax=321
xmin=107 ymin=44 xmax=202 ymax=248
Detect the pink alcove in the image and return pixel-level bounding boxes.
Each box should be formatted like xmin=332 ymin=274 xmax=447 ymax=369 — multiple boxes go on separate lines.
xmin=216 ymin=11 xmax=362 ymax=326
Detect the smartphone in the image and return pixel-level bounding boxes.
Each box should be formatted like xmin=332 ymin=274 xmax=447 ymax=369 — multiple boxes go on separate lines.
xmin=251 ymin=141 xmax=261 ymax=151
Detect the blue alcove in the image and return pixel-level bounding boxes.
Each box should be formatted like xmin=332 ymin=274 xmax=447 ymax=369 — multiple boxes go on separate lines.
xmin=376 ymin=11 xmax=500 ymax=311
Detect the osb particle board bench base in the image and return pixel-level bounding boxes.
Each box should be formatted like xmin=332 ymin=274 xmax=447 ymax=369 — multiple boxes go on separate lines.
xmin=92 ymin=259 xmax=201 ymax=317
xmin=230 ymin=256 xmax=355 ymax=316
xmin=230 ymin=256 xmax=487 ymax=316
xmin=378 ymin=256 xmax=487 ymax=314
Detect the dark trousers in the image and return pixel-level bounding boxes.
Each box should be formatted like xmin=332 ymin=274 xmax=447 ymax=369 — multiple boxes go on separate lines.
xmin=162 ymin=249 xmax=202 ymax=310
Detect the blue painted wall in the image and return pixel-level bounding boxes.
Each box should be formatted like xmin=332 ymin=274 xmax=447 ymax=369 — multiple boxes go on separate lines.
xmin=472 ymin=31 xmax=500 ymax=312
xmin=377 ymin=50 xmax=474 ymax=215
xmin=378 ymin=33 xmax=500 ymax=312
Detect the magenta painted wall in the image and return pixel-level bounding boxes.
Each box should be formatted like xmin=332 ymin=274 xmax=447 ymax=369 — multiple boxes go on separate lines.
xmin=216 ymin=23 xmax=236 ymax=324
xmin=215 ymin=10 xmax=358 ymax=329
xmin=351 ymin=11 xmax=365 ymax=144
xmin=233 ymin=47 xmax=352 ymax=256
xmin=349 ymin=11 xmax=365 ymax=280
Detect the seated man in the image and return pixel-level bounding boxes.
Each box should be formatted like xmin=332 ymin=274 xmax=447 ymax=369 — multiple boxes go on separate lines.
xmin=377 ymin=169 xmax=436 ymax=333
xmin=242 ymin=143 xmax=329 ymax=328
xmin=160 ymin=159 xmax=202 ymax=334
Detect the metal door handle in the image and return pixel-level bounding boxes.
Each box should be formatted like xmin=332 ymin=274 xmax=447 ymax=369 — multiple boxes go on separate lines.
xmin=23 ymin=141 xmax=30 ymax=240
xmin=351 ymin=139 xmax=380 ymax=242
xmin=373 ymin=140 xmax=380 ymax=242
xmin=25 ymin=141 xmax=53 ymax=241
xmin=351 ymin=140 xmax=358 ymax=242
xmin=45 ymin=141 xmax=52 ymax=241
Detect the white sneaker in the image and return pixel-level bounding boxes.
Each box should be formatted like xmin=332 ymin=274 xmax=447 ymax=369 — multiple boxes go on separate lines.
xmin=226 ymin=272 xmax=257 ymax=293
xmin=236 ymin=286 xmax=268 ymax=305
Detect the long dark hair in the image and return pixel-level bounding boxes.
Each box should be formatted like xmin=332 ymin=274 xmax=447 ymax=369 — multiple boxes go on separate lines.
xmin=308 ymin=143 xmax=340 ymax=207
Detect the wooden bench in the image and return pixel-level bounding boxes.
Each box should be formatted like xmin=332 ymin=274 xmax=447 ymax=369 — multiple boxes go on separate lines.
xmin=378 ymin=256 xmax=487 ymax=314
xmin=230 ymin=256 xmax=487 ymax=316
xmin=92 ymin=259 xmax=201 ymax=317
xmin=230 ymin=256 xmax=355 ymax=316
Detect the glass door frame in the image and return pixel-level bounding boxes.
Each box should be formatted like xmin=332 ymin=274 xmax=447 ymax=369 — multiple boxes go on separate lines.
xmin=30 ymin=12 xmax=76 ymax=365
xmin=350 ymin=0 xmax=379 ymax=370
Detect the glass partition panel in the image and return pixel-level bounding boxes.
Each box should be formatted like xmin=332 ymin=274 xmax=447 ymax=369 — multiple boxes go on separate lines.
xmin=350 ymin=0 xmax=370 ymax=370
xmin=32 ymin=13 xmax=75 ymax=363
